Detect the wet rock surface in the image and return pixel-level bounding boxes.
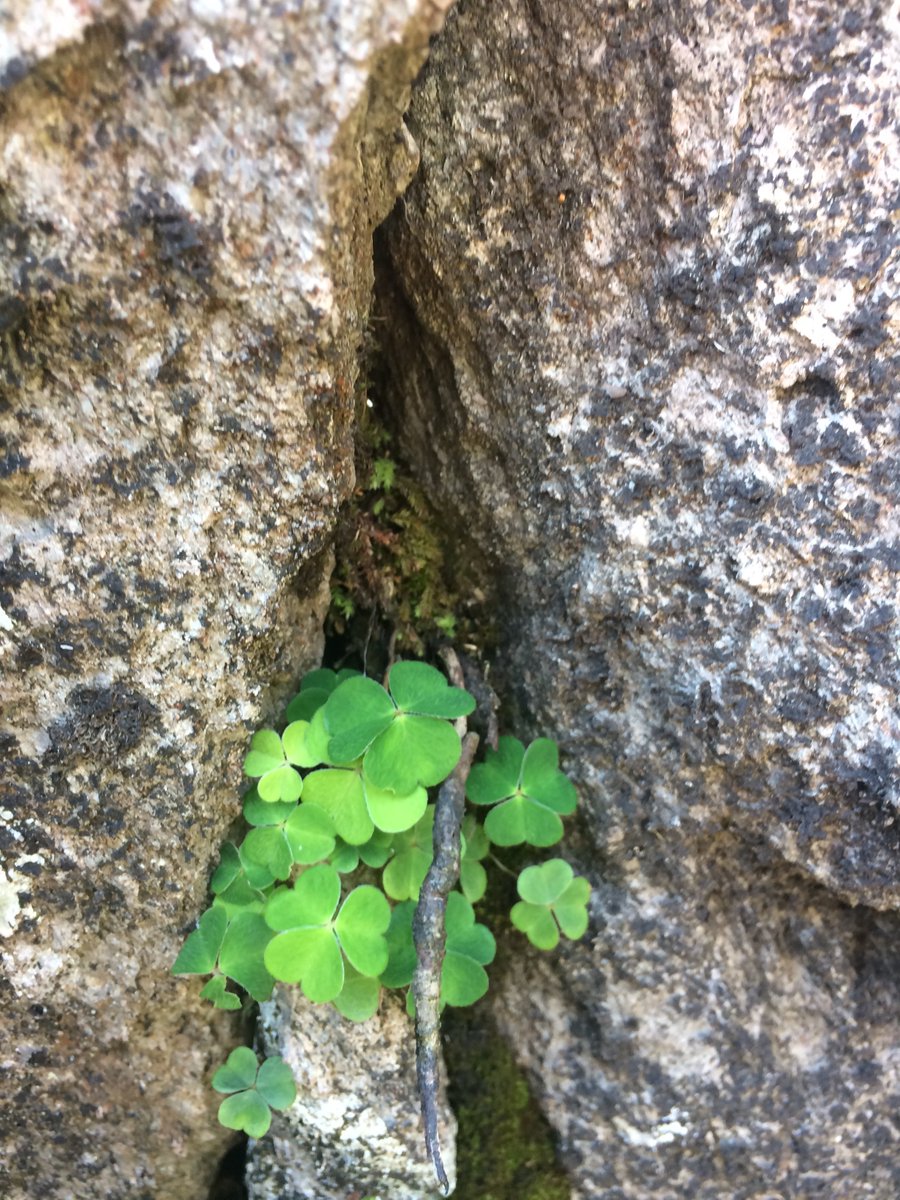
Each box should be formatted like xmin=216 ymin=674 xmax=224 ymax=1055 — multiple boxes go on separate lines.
xmin=379 ymin=0 xmax=900 ymax=1195
xmin=0 ymin=2 xmax=450 ymax=1197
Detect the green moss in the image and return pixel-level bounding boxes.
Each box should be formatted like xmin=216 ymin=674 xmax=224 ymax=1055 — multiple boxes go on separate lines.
xmin=444 ymin=1008 xmax=571 ymax=1200
xmin=328 ymin=404 xmax=494 ymax=659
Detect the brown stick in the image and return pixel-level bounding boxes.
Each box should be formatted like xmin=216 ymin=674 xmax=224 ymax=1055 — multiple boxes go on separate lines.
xmin=412 ymin=648 xmax=478 ymax=1193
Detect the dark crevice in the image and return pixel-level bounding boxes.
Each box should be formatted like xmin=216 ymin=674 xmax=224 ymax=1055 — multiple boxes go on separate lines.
xmin=208 ymin=1138 xmax=248 ymax=1200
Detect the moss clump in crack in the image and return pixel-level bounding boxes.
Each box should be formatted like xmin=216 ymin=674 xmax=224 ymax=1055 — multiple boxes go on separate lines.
xmin=328 ymin=403 xmax=492 ymax=657
xmin=444 ymin=1007 xmax=571 ymax=1200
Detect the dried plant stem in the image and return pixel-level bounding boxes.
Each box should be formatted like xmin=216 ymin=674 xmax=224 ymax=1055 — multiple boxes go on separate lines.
xmin=412 ymin=709 xmax=478 ymax=1193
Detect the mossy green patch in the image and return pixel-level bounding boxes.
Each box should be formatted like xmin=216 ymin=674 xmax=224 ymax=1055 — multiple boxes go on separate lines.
xmin=327 ymin=403 xmax=495 ymax=658
xmin=444 ymin=1008 xmax=570 ymax=1200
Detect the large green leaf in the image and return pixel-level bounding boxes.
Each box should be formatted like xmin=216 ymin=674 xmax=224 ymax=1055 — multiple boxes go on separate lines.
xmin=264 ymin=925 xmax=345 ymax=1001
xmin=387 ymin=661 xmax=475 ymax=719
xmin=323 ymin=676 xmax=396 ymax=761
xmin=301 ymin=769 xmax=373 ymax=845
xmin=363 ymin=715 xmax=461 ymax=793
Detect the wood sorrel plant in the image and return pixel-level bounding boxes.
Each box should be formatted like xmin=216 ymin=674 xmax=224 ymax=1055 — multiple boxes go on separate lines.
xmin=173 ymin=660 xmax=591 ymax=1182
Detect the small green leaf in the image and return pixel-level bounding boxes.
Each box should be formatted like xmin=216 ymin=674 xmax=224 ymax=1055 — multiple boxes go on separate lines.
xmin=199 ymin=975 xmax=242 ymax=1010
xmin=335 ymin=885 xmax=391 ymax=977
xmin=329 ymin=839 xmax=361 ymax=874
xmin=553 ymin=876 xmax=591 ymax=940
xmin=212 ymin=874 xmax=268 ymax=919
xmin=257 ymin=763 xmax=303 ymax=804
xmin=243 ymin=790 xmax=297 ymax=827
xmin=240 ymin=827 xmax=293 ymax=883
xmin=265 ymin=865 xmax=341 ymax=930
xmin=218 ymin=1090 xmax=272 ymax=1139
xmin=363 ymin=778 xmax=428 ymax=834
xmin=382 ymin=809 xmax=434 ymax=902
xmin=243 ymin=729 xmax=285 ymax=778
xmin=285 ymin=689 xmax=330 ymax=723
xmin=334 ymin=964 xmax=381 ymax=1022
xmin=517 ymin=859 xmax=574 ymax=906
xmin=301 ymin=769 xmax=373 ymax=845
xmin=218 ymin=911 xmax=275 ymax=1001
xmin=466 ymin=736 xmax=524 ymax=806
xmin=284 ymin=805 xmax=336 ymax=864
xmin=255 ymin=1057 xmax=297 ymax=1110
xmin=387 ymin=661 xmax=475 ymax=719
xmin=173 ymin=906 xmax=227 ymax=975
xmin=440 ymin=892 xmax=495 ymax=1008
xmin=358 ymin=828 xmax=394 ymax=869
xmin=484 ymin=797 xmax=564 ymax=847
xmin=459 ymin=859 xmax=487 ymax=904
xmin=380 ymin=900 xmax=416 ymax=988
xmin=510 ymin=901 xmax=559 ymax=950
xmin=210 ymin=843 xmax=242 ymax=894
xmin=511 ymin=865 xmax=591 ymax=948
xmin=282 ymin=721 xmax=326 ymax=768
xmin=212 ymin=1046 xmax=259 ymax=1094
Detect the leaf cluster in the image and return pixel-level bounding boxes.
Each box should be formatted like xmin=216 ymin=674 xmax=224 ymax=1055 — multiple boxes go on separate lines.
xmin=174 ymin=659 xmax=591 ymax=1138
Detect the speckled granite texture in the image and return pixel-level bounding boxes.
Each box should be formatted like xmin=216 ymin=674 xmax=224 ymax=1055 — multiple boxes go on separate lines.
xmin=0 ymin=2 xmax=451 ymax=1197
xmin=379 ymin=0 xmax=900 ymax=1195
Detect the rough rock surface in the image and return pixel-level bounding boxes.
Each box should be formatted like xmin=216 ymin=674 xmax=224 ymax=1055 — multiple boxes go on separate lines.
xmin=249 ymin=986 xmax=453 ymax=1200
xmin=0 ymin=2 xmax=451 ymax=1198
xmin=379 ymin=0 xmax=900 ymax=1195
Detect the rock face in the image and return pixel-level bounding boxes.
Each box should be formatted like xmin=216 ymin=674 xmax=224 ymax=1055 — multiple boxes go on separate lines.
xmin=0 ymin=3 xmax=451 ymax=1198
xmin=248 ymin=986 xmax=453 ymax=1200
xmin=379 ymin=0 xmax=900 ymax=1196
